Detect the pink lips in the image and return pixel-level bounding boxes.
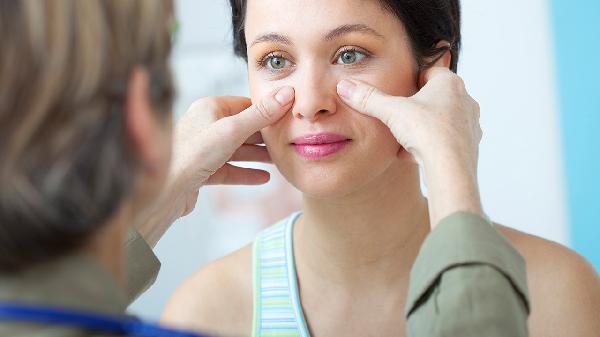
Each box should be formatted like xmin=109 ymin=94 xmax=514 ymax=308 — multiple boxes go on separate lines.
xmin=291 ymin=133 xmax=351 ymax=160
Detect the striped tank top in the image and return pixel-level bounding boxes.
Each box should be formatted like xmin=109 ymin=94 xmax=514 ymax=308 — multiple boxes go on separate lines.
xmin=252 ymin=212 xmax=311 ymax=337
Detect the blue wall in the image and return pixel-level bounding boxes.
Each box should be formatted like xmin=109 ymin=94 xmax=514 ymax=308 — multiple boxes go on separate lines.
xmin=550 ymin=0 xmax=600 ymax=270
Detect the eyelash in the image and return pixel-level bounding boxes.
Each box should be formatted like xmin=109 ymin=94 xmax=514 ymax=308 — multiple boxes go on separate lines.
xmin=255 ymin=46 xmax=372 ymax=73
xmin=255 ymin=52 xmax=289 ymax=72
xmin=335 ymin=47 xmax=370 ymax=65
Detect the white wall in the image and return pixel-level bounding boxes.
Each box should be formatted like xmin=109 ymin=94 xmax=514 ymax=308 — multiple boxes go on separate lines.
xmin=460 ymin=0 xmax=567 ymax=244
xmin=130 ymin=0 xmax=568 ymax=319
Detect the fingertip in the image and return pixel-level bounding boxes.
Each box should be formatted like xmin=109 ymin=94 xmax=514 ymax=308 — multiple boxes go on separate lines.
xmin=420 ymin=66 xmax=451 ymax=87
xmin=337 ymin=79 xmax=358 ymax=100
xmin=274 ymin=86 xmax=295 ymax=106
xmin=252 ymin=170 xmax=271 ymax=185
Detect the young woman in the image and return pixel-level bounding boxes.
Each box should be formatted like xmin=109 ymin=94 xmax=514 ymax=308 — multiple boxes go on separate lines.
xmin=163 ymin=1 xmax=600 ymax=336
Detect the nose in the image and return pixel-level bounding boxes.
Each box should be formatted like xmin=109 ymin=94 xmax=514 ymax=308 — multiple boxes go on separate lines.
xmin=290 ymin=66 xmax=338 ymax=122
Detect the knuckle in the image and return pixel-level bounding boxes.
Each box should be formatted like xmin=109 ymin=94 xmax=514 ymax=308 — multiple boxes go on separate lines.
xmin=254 ymin=100 xmax=273 ymax=121
xmin=456 ymin=76 xmax=466 ymax=89
xmin=446 ymin=74 xmax=465 ymax=93
xmin=217 ymin=118 xmax=240 ymax=139
xmin=470 ymin=97 xmax=481 ymax=118
xmin=190 ymin=97 xmax=219 ymax=115
xmin=386 ymin=109 xmax=401 ymax=128
xmin=439 ymin=71 xmax=456 ymax=83
xmin=473 ymin=98 xmax=481 ymax=112
xmin=360 ymin=86 xmax=376 ymax=112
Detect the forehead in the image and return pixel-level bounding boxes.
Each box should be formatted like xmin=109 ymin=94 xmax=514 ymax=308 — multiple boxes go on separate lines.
xmin=244 ymin=0 xmax=402 ymax=41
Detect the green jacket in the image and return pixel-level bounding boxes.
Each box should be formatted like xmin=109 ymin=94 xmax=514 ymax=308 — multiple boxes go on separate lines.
xmin=406 ymin=212 xmax=529 ymax=336
xmin=0 ymin=212 xmax=529 ymax=336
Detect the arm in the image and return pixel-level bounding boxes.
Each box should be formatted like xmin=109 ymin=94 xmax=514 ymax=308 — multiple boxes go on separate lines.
xmin=336 ymin=54 xmax=530 ymax=335
xmin=405 ymin=212 xmax=529 ymax=337
xmin=123 ymin=87 xmax=296 ymax=302
xmin=125 ymin=228 xmax=161 ymax=303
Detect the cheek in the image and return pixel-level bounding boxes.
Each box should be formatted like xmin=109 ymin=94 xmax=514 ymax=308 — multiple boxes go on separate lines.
xmin=260 ymin=118 xmax=291 ymax=160
xmin=358 ymin=116 xmax=400 ymax=160
xmin=350 ymin=52 xmax=419 ymax=97
xmin=260 ymin=126 xmax=279 ymax=150
xmin=248 ymin=70 xmax=279 ymax=103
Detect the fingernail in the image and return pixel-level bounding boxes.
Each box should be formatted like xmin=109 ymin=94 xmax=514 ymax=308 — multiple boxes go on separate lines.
xmin=274 ymin=86 xmax=294 ymax=106
xmin=337 ymin=80 xmax=356 ymax=99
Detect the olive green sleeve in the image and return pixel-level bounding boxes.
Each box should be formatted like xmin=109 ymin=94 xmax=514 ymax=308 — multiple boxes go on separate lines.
xmin=124 ymin=229 xmax=161 ymax=304
xmin=405 ymin=212 xmax=530 ymax=337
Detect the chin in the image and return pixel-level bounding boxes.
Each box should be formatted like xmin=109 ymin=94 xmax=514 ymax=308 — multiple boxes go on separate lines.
xmin=270 ymin=142 xmax=401 ymax=199
xmin=282 ymin=164 xmax=366 ymax=199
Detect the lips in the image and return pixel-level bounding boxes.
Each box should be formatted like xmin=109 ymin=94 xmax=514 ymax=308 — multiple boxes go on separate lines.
xmin=291 ymin=133 xmax=351 ymax=160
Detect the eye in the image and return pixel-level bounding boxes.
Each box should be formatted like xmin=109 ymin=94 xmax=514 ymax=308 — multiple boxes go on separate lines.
xmin=259 ymin=53 xmax=292 ymax=71
xmin=268 ymin=56 xmax=287 ymax=69
xmin=336 ymin=49 xmax=367 ymax=65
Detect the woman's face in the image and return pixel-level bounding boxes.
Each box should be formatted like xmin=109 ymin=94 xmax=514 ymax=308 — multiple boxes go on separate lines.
xmin=245 ymin=0 xmax=419 ymax=198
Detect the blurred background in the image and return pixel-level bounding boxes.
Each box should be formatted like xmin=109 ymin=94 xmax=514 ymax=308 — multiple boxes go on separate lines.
xmin=130 ymin=0 xmax=600 ymax=319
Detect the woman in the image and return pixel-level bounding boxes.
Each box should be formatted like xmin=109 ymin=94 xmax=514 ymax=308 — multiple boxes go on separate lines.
xmin=0 ymin=1 xmax=297 ymax=336
xmin=163 ymin=1 xmax=600 ymax=336
xmin=0 ymin=0 xmax=526 ymax=336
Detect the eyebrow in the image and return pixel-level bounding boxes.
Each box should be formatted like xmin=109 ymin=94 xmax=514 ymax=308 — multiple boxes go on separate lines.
xmin=250 ymin=33 xmax=292 ymax=47
xmin=249 ymin=24 xmax=384 ymax=48
xmin=324 ymin=24 xmax=384 ymax=41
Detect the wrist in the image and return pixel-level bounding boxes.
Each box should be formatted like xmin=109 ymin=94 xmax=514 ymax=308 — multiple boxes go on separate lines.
xmin=421 ymin=151 xmax=483 ymax=228
xmin=133 ymin=174 xmax=189 ymax=247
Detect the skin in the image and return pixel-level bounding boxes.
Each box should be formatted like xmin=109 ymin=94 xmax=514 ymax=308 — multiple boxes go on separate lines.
xmin=161 ymin=1 xmax=600 ymax=337
xmin=86 ymin=70 xmax=297 ymax=278
xmin=87 ymin=67 xmax=173 ymax=284
xmin=133 ymin=85 xmax=296 ymax=247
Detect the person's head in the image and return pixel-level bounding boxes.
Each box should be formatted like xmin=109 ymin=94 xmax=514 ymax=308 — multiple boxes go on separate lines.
xmin=228 ymin=0 xmax=461 ymax=198
xmin=0 ymin=0 xmax=175 ymax=272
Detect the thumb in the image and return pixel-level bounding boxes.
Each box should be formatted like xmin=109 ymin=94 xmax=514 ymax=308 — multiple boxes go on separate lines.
xmin=224 ymin=86 xmax=295 ymax=144
xmin=419 ymin=66 xmax=454 ymax=90
xmin=336 ymin=79 xmax=405 ymax=126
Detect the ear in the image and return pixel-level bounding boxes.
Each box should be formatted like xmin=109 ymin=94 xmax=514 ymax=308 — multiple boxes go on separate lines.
xmin=125 ymin=67 xmax=163 ymax=175
xmin=418 ymin=40 xmax=452 ymax=89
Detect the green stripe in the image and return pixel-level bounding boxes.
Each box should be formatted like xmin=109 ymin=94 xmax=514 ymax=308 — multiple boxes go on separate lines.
xmin=252 ymin=240 xmax=261 ymax=337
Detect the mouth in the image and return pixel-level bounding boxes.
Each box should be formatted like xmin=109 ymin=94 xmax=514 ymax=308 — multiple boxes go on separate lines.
xmin=291 ymin=133 xmax=352 ymax=160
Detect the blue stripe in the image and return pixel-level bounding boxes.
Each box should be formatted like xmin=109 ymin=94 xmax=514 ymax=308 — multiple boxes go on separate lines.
xmin=549 ymin=0 xmax=600 ymax=270
xmin=254 ymin=213 xmax=308 ymax=337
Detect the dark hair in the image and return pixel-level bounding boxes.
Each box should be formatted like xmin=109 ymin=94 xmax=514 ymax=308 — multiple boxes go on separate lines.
xmin=0 ymin=0 xmax=174 ymax=272
xmin=228 ymin=0 xmax=461 ymax=72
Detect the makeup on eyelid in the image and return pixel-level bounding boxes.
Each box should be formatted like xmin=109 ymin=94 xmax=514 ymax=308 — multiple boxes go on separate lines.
xmin=249 ymin=35 xmax=383 ymax=71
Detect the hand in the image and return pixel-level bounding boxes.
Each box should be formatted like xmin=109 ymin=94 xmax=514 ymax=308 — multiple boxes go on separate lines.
xmin=336 ymin=68 xmax=483 ymax=228
xmin=137 ymin=86 xmax=295 ymax=246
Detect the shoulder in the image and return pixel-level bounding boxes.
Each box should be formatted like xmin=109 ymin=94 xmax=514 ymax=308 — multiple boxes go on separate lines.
xmin=495 ymin=224 xmax=600 ymax=337
xmin=161 ymin=243 xmax=254 ymax=337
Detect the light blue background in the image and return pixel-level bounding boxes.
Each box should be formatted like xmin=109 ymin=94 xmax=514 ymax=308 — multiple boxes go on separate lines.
xmin=550 ymin=0 xmax=600 ymax=270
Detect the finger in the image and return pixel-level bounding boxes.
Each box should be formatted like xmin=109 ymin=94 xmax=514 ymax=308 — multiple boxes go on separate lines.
xmin=245 ymin=131 xmax=264 ymax=145
xmin=419 ymin=66 xmax=454 ymax=87
xmin=336 ymin=79 xmax=407 ymax=125
xmin=205 ymin=164 xmax=271 ymax=185
xmin=218 ymin=86 xmax=295 ymax=148
xmin=397 ymin=147 xmax=417 ymax=164
xmin=230 ymin=144 xmax=271 ymax=163
xmin=211 ymin=96 xmax=253 ymax=118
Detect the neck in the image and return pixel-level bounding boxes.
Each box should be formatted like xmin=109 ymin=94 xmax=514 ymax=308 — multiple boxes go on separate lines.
xmin=296 ymin=161 xmax=429 ymax=286
xmin=86 ymin=203 xmax=132 ymax=286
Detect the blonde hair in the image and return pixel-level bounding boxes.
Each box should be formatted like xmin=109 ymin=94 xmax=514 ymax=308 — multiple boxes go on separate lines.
xmin=0 ymin=0 xmax=175 ymax=271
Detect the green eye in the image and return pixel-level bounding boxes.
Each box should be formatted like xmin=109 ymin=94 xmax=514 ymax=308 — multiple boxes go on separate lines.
xmin=341 ymin=51 xmax=357 ymax=64
xmin=268 ymin=56 xmax=287 ymax=70
xmin=337 ymin=50 xmax=366 ymax=65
